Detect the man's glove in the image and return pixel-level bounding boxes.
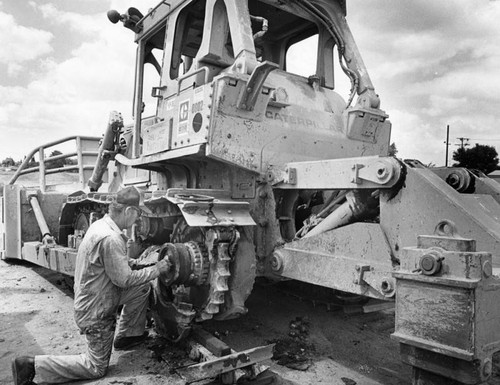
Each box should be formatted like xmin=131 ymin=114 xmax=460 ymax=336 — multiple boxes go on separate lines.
xmin=156 ymin=257 xmax=172 ymax=275
xmin=156 ymin=257 xmax=176 ymax=285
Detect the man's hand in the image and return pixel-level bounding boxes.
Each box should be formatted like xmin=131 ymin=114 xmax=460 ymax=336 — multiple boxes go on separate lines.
xmin=156 ymin=257 xmax=176 ymax=285
xmin=156 ymin=257 xmax=172 ymax=275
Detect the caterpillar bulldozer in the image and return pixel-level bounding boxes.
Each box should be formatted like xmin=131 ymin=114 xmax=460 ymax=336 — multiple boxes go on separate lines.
xmin=2 ymin=0 xmax=500 ymax=383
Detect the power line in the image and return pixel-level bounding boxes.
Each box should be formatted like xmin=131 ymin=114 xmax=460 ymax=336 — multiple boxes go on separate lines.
xmin=468 ymin=138 xmax=500 ymax=142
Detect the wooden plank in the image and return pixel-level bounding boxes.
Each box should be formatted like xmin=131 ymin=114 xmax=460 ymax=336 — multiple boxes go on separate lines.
xmin=191 ymin=327 xmax=231 ymax=357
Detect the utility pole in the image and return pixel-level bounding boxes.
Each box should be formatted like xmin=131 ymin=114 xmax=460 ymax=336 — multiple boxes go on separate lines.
xmin=444 ymin=125 xmax=450 ymax=167
xmin=456 ymin=137 xmax=470 ymax=149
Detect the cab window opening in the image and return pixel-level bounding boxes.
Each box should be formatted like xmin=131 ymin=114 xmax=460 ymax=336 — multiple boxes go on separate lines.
xmin=170 ymin=0 xmax=206 ymax=80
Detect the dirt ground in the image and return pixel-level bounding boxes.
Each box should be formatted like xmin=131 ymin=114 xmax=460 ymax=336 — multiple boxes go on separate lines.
xmin=1 ymin=258 xmax=499 ymax=385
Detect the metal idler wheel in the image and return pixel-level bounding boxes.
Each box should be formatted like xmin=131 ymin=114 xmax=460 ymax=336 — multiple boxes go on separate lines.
xmin=445 ymin=169 xmax=471 ymax=192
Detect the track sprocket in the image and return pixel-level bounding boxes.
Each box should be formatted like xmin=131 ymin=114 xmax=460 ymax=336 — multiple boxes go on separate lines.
xmin=149 ymin=218 xmax=256 ymax=340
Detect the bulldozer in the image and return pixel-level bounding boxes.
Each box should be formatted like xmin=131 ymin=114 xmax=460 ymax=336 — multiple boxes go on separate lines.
xmin=2 ymin=0 xmax=500 ymax=383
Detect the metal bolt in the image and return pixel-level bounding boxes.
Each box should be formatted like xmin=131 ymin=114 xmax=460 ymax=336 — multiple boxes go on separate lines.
xmin=419 ymin=250 xmax=443 ymax=276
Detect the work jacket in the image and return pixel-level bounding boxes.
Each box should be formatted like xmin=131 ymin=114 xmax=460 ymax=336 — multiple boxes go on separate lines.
xmin=73 ymin=215 xmax=159 ymax=332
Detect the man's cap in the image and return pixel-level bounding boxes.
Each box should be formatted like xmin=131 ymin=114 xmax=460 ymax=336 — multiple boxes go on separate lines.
xmin=116 ymin=186 xmax=141 ymax=207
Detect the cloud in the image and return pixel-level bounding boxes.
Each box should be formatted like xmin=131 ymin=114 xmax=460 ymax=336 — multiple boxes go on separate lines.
xmin=1 ymin=0 xmax=500 ymax=167
xmin=28 ymin=2 xmax=103 ymax=35
xmin=344 ymin=0 xmax=500 ymax=165
xmin=0 ymin=0 xmax=162 ymax=161
xmin=0 ymin=11 xmax=53 ymax=75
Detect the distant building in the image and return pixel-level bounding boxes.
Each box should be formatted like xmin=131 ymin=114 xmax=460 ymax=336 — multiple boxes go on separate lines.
xmin=489 ymin=170 xmax=500 ymax=183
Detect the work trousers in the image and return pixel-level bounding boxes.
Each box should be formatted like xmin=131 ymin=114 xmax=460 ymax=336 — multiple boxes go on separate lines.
xmin=34 ymin=283 xmax=150 ymax=383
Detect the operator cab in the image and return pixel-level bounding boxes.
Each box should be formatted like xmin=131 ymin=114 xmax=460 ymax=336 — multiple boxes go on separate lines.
xmin=109 ymin=0 xmax=354 ymax=153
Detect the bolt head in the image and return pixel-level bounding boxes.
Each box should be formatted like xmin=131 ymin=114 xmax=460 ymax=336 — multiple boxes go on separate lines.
xmin=419 ymin=250 xmax=443 ymax=276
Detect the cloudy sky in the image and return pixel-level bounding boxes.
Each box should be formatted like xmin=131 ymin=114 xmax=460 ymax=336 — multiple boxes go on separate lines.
xmin=1 ymin=0 xmax=500 ymax=166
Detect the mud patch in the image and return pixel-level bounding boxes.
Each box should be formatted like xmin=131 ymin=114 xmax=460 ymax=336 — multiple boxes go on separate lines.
xmin=268 ymin=317 xmax=315 ymax=371
xmin=146 ymin=336 xmax=191 ymax=372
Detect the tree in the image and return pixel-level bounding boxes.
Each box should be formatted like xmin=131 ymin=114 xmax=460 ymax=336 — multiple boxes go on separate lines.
xmin=388 ymin=142 xmax=398 ymax=157
xmin=27 ymin=157 xmax=38 ymax=168
xmin=46 ymin=150 xmax=66 ymax=169
xmin=452 ymin=143 xmax=499 ymax=174
xmin=1 ymin=157 xmax=15 ymax=167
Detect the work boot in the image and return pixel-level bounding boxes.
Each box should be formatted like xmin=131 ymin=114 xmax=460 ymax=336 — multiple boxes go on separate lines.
xmin=113 ymin=331 xmax=148 ymax=350
xmin=11 ymin=356 xmax=36 ymax=385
